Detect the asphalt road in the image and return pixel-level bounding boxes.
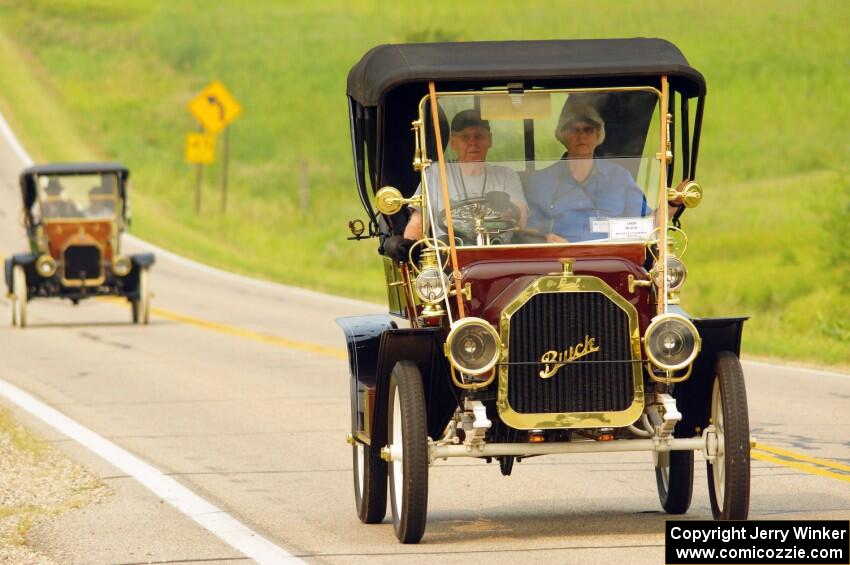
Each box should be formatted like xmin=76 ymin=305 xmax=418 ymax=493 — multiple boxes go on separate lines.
xmin=0 ymin=123 xmax=848 ymax=564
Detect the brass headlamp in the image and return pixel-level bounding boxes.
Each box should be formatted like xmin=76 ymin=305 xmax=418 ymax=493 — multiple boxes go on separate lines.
xmin=112 ymin=255 xmax=132 ymax=277
xmin=35 ymin=254 xmax=57 ymax=278
xmin=644 ymin=313 xmax=701 ymax=371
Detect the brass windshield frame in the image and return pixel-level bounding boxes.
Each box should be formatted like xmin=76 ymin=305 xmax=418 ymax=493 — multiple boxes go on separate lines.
xmin=657 ymin=77 xmax=671 ymax=315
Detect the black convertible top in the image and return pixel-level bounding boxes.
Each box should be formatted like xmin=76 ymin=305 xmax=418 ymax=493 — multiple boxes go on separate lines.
xmin=19 ymin=162 xmax=130 ymax=211
xmin=347 ymin=38 xmax=706 ymax=105
xmin=21 ymin=162 xmax=129 ymax=178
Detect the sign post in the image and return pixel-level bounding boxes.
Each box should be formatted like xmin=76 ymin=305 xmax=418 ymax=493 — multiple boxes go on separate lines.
xmin=188 ymin=81 xmax=242 ymax=213
xmin=220 ymin=127 xmax=230 ymax=213
xmin=184 ymin=130 xmax=216 ymax=213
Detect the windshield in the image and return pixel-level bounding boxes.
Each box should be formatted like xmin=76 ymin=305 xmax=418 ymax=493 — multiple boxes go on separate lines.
xmin=37 ymin=173 xmax=119 ymax=220
xmin=419 ymin=89 xmax=663 ymax=246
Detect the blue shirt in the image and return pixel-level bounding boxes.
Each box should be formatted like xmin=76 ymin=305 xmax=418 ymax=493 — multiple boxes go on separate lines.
xmin=526 ymin=160 xmax=648 ymax=242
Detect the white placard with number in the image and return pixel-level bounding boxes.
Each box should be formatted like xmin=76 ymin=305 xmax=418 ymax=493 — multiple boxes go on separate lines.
xmin=607 ymin=217 xmax=654 ymax=240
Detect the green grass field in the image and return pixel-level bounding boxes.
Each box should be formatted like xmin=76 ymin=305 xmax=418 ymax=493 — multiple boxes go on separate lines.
xmin=0 ymin=0 xmax=847 ymax=366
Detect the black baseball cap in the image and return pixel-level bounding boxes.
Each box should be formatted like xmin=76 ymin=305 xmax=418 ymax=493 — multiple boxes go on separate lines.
xmin=450 ymin=109 xmax=490 ymax=132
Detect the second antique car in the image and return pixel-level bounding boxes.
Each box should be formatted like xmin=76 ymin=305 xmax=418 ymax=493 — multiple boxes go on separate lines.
xmin=339 ymin=39 xmax=751 ymax=543
xmin=5 ymin=162 xmax=154 ymax=327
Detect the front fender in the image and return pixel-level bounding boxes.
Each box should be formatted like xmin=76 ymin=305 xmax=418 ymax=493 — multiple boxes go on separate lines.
xmin=371 ymin=328 xmax=458 ymax=451
xmin=130 ymin=252 xmax=156 ymax=269
xmin=6 ymin=254 xmax=37 ymax=292
xmin=674 ymin=316 xmax=748 ymax=436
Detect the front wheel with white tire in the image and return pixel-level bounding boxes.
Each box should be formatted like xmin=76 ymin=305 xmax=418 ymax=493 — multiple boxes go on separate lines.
xmin=707 ymin=351 xmax=750 ymax=520
xmin=387 ymin=361 xmax=428 ymax=544
xmin=12 ymin=265 xmax=27 ymax=328
xmin=131 ymin=268 xmax=150 ymax=324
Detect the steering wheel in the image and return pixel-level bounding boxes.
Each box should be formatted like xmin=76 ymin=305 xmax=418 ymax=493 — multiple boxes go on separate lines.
xmin=437 ymin=192 xmax=521 ymax=246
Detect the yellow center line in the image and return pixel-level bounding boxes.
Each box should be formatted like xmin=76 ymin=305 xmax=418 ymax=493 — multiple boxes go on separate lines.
xmin=96 ymin=296 xmax=348 ymax=359
xmin=752 ymin=442 xmax=850 ymax=484
xmin=149 ymin=306 xmax=348 ymax=360
xmin=755 ymin=442 xmax=850 ymax=474
xmin=752 ymin=450 xmax=850 ymax=484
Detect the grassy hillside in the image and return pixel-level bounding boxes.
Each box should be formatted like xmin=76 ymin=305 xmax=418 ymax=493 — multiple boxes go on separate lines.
xmin=0 ymin=0 xmax=847 ymax=365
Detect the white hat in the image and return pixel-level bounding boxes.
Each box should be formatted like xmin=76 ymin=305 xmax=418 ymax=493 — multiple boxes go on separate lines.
xmin=554 ymin=104 xmax=605 ymax=146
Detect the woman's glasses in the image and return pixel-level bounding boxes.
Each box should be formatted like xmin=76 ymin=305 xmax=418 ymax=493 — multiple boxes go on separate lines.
xmin=565 ymin=124 xmax=600 ymax=135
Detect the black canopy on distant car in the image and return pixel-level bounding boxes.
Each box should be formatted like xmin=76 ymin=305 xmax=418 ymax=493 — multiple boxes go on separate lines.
xmin=20 ymin=162 xmax=130 ymax=211
xmin=21 ymin=161 xmax=129 ymax=179
xmin=346 ymin=38 xmax=707 ymax=225
xmin=347 ymin=38 xmax=705 ymax=105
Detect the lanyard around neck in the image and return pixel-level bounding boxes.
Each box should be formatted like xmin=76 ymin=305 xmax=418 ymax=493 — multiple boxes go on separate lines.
xmin=454 ymin=163 xmax=488 ymax=201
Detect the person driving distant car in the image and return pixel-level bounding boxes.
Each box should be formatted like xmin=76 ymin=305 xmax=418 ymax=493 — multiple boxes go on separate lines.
xmin=384 ymin=109 xmax=528 ymax=261
xmin=526 ymin=104 xmax=647 ymax=243
xmin=40 ymin=177 xmax=82 ymax=219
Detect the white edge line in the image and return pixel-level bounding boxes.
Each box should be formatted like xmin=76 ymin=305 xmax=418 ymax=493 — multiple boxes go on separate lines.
xmin=0 ymin=378 xmax=304 ymax=565
xmin=0 ymin=107 xmax=33 ymax=167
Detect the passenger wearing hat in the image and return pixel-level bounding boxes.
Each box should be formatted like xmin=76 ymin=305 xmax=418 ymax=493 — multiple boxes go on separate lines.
xmin=526 ymin=103 xmax=647 ymax=243
xmin=84 ymin=174 xmax=117 ymax=217
xmin=85 ymin=187 xmax=116 ymax=218
xmin=384 ymin=109 xmax=527 ymax=258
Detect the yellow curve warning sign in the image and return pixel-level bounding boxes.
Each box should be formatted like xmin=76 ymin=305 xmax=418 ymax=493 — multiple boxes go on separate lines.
xmin=188 ymin=80 xmax=242 ymax=134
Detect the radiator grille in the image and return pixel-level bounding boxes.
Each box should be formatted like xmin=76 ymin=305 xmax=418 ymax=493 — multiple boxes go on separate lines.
xmin=506 ymin=291 xmax=634 ymax=414
xmin=63 ymin=245 xmax=102 ymax=281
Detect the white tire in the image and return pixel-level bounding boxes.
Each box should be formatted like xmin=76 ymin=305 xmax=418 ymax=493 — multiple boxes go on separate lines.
xmin=12 ymin=265 xmax=26 ymax=328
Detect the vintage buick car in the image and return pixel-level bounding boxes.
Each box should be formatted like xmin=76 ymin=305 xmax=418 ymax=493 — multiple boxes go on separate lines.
xmin=5 ymin=162 xmax=154 ymax=327
xmin=339 ymin=39 xmax=750 ymax=543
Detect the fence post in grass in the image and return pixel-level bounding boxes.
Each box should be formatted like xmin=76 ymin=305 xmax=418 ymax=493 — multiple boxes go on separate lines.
xmin=300 ymin=159 xmax=309 ymax=212
xmin=220 ymin=125 xmax=230 ymax=213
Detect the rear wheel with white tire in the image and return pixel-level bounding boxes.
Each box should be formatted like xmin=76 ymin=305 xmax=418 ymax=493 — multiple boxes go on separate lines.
xmin=656 ymin=449 xmax=694 ymax=514
xmin=131 ymin=268 xmax=150 ymax=324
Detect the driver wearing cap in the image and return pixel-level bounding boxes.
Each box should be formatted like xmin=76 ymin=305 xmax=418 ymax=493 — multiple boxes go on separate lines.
xmin=385 ymin=109 xmax=528 ymax=261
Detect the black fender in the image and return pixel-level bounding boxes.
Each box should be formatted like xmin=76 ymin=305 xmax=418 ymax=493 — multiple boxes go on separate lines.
xmin=674 ymin=316 xmax=748 ymax=436
xmin=121 ymin=253 xmax=155 ymax=295
xmin=371 ymin=328 xmax=458 ymax=452
xmin=5 ymin=253 xmax=37 ymax=292
xmin=337 ymin=314 xmax=397 ymax=440
xmin=130 ymin=252 xmax=156 ymax=269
